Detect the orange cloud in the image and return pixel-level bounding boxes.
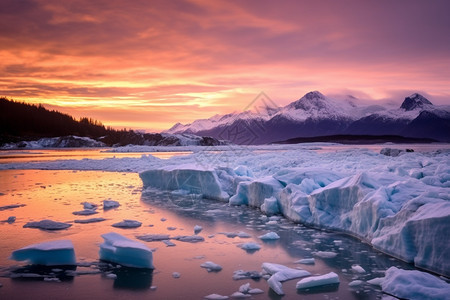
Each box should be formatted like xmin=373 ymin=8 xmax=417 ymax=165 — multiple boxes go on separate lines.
xmin=1 ymin=0 xmax=449 ymax=131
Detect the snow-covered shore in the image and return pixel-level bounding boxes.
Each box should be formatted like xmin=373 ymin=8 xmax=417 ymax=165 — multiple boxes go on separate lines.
xmin=1 ymin=144 xmax=449 ymax=278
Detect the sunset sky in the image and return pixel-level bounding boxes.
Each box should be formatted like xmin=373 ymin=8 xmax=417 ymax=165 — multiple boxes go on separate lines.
xmin=1 ymin=0 xmax=450 ymax=132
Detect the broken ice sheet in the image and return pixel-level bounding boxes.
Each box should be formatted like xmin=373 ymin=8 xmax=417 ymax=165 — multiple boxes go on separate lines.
xmin=11 ymin=240 xmax=76 ymax=266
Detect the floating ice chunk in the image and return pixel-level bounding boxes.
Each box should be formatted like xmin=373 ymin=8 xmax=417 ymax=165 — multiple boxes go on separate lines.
xmin=172 ymin=272 xmax=181 ymax=278
xmin=23 ymin=219 xmax=72 ymax=230
xmin=262 ymin=263 xmax=311 ymax=295
xmin=351 ymin=264 xmax=366 ymax=273
xmin=112 ymin=219 xmax=142 ymax=228
xmin=204 ymin=294 xmax=229 ymax=300
xmin=194 ymin=225 xmax=203 ymax=234
xmin=106 ymin=273 xmax=117 ymax=279
xmin=312 ymin=251 xmax=337 ymax=258
xmin=237 ymin=242 xmax=261 ymax=251
xmin=103 ymin=200 xmax=120 ymax=209
xmin=81 ymin=202 xmax=97 ymax=210
xmin=258 ymin=232 xmax=280 ymax=240
xmin=0 ymin=204 xmax=26 ymax=211
xmin=232 ymin=270 xmax=262 ymax=280
xmin=237 ymin=231 xmax=251 ymax=238
xmin=296 ymin=272 xmax=340 ymax=289
xmin=172 ymin=235 xmax=205 ymax=243
xmin=200 ymin=261 xmax=223 ymax=272
xmin=349 ymin=280 xmax=364 ymax=287
xmin=167 ymin=226 xmax=177 ymax=230
xmin=136 ymin=234 xmax=171 ymax=242
xmin=367 ymin=277 xmax=384 ymax=286
xmin=11 ymin=240 xmax=76 ymax=266
xmin=163 ymin=240 xmax=176 ymax=247
xmin=99 ymin=232 xmax=153 ymax=269
xmin=381 ymin=267 xmax=450 ymax=300
xmin=72 ymin=209 xmax=98 ymax=216
xmin=230 ymin=291 xmax=250 ymax=298
xmin=74 ymin=218 xmax=106 ymax=224
xmin=239 ymin=283 xmax=250 ymax=293
xmin=248 ymin=288 xmax=264 ymax=294
xmin=295 ymin=258 xmax=315 ymax=265
xmin=7 ymin=216 xmax=16 ymax=223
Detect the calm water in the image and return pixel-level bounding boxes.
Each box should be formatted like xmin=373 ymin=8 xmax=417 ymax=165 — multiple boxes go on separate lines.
xmin=0 ymin=167 xmax=417 ymax=299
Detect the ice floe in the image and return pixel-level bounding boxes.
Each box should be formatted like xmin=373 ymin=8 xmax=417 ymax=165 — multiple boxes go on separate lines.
xmin=237 ymin=242 xmax=261 ymax=252
xmin=99 ymin=232 xmax=154 ymax=269
xmin=23 ymin=219 xmax=72 ymax=230
xmin=200 ymin=261 xmax=222 ymax=272
xmin=136 ymin=234 xmax=171 ymax=242
xmin=295 ymin=258 xmax=315 ymax=265
xmin=262 ymin=263 xmax=311 ymax=295
xmin=258 ymin=232 xmax=280 ymax=240
xmin=11 ymin=240 xmax=76 ymax=266
xmin=204 ymin=294 xmax=229 ymax=300
xmin=72 ymin=209 xmax=98 ymax=216
xmin=74 ymin=218 xmax=106 ymax=224
xmin=381 ymin=267 xmax=450 ymax=300
xmin=112 ymin=219 xmax=142 ymax=228
xmin=172 ymin=235 xmax=205 ymax=243
xmin=103 ymin=200 xmax=120 ymax=209
xmin=296 ymin=272 xmax=340 ymax=289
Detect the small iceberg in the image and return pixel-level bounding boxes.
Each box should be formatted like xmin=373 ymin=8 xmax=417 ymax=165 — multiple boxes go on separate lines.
xmin=74 ymin=218 xmax=106 ymax=224
xmin=172 ymin=235 xmax=205 ymax=243
xmin=11 ymin=240 xmax=76 ymax=266
xmin=72 ymin=209 xmax=98 ymax=216
xmin=103 ymin=200 xmax=120 ymax=209
xmin=200 ymin=261 xmax=223 ymax=272
xmin=23 ymin=219 xmax=72 ymax=230
xmin=296 ymin=272 xmax=340 ymax=289
xmin=99 ymin=232 xmax=154 ymax=269
xmin=258 ymin=232 xmax=280 ymax=240
xmin=112 ymin=219 xmax=142 ymax=228
xmin=262 ymin=263 xmax=311 ymax=295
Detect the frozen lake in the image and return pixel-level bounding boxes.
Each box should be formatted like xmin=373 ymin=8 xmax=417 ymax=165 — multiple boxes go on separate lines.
xmin=0 ymin=144 xmax=449 ymax=299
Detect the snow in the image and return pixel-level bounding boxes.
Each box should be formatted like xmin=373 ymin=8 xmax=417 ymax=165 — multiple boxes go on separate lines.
xmin=112 ymin=219 xmax=142 ymax=228
xmin=99 ymin=232 xmax=154 ymax=269
xmin=23 ymin=219 xmax=72 ymax=230
xmin=381 ymin=267 xmax=450 ymax=300
xmin=258 ymin=232 xmax=280 ymax=240
xmin=296 ymin=272 xmax=340 ymax=289
xmin=200 ymin=261 xmax=223 ymax=272
xmin=11 ymin=240 xmax=76 ymax=266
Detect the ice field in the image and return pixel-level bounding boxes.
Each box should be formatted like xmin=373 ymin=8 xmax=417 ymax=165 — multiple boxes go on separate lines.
xmin=0 ymin=144 xmax=449 ymax=299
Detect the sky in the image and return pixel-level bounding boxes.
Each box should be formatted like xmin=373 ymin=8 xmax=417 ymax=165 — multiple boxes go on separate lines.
xmin=1 ymin=0 xmax=450 ymax=132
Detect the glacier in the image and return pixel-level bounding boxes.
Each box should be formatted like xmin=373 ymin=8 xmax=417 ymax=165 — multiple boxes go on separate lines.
xmin=136 ymin=146 xmax=450 ymax=277
xmin=10 ymin=240 xmax=76 ymax=266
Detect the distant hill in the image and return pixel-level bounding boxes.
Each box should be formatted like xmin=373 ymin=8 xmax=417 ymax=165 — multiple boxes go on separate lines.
xmin=0 ymin=97 xmax=224 ymax=148
xmin=0 ymin=97 xmax=109 ymax=144
xmin=166 ymin=91 xmax=450 ymax=143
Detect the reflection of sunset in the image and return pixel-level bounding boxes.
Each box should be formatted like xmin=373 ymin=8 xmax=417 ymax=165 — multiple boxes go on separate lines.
xmin=1 ymin=1 xmax=449 ymax=131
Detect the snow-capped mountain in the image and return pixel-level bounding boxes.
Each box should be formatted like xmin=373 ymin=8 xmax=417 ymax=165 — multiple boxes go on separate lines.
xmin=166 ymin=91 xmax=450 ymax=144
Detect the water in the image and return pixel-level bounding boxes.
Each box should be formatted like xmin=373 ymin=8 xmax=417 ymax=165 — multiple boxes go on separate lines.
xmin=0 ymin=167 xmax=417 ymax=299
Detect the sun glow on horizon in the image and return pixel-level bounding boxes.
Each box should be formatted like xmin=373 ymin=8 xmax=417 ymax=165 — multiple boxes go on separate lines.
xmin=1 ymin=0 xmax=449 ymax=131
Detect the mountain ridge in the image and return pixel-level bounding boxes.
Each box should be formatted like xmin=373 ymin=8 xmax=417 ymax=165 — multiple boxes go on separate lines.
xmin=166 ymin=92 xmax=450 ymax=143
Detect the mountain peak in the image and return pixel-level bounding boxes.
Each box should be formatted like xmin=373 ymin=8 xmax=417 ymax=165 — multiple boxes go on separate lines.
xmin=286 ymin=91 xmax=328 ymax=111
xmin=304 ymin=91 xmax=325 ymax=100
xmin=400 ymin=93 xmax=433 ymax=111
